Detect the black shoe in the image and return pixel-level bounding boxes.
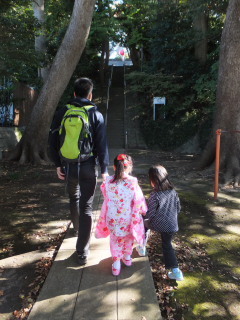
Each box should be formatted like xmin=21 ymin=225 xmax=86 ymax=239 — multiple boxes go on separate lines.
xmin=77 ymin=253 xmax=87 ymax=265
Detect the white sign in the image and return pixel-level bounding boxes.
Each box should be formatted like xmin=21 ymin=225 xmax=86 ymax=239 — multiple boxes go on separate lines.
xmin=153 ymin=97 xmax=166 ymax=105
xmin=153 ymin=97 xmax=166 ymax=120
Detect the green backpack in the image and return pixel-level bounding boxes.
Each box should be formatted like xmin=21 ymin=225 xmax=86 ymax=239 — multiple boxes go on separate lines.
xmin=59 ymin=104 xmax=94 ymax=162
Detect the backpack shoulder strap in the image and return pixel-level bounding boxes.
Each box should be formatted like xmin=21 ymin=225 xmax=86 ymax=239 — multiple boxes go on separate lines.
xmin=65 ymin=104 xmax=77 ymax=110
xmin=80 ymin=105 xmax=95 ymax=117
xmin=65 ymin=104 xmax=94 ymax=114
xmin=84 ymin=105 xmax=95 ymax=111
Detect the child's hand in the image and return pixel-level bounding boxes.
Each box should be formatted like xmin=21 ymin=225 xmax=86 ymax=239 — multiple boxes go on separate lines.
xmin=102 ymin=173 xmax=109 ymax=181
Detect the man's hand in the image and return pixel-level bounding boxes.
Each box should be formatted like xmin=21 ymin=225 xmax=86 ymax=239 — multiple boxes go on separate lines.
xmin=102 ymin=173 xmax=109 ymax=181
xmin=57 ymin=167 xmax=65 ymax=180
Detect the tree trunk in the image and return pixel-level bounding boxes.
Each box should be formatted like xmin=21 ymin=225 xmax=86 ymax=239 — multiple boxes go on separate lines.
xmin=8 ymin=0 xmax=96 ymax=164
xmin=100 ymin=39 xmax=109 ymax=87
xmin=129 ymin=45 xmax=140 ymax=69
xmin=33 ymin=0 xmax=49 ymax=82
xmin=199 ymin=0 xmax=240 ymax=185
xmin=193 ymin=7 xmax=208 ymax=65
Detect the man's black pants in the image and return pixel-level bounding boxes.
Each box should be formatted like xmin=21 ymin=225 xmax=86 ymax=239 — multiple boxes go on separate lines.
xmin=66 ymin=158 xmax=97 ymax=256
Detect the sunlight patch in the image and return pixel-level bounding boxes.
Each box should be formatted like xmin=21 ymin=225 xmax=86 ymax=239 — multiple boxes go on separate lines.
xmin=194 ymin=302 xmax=226 ymax=317
xmin=225 ymin=225 xmax=240 ymax=234
xmin=215 ymin=193 xmax=240 ymax=204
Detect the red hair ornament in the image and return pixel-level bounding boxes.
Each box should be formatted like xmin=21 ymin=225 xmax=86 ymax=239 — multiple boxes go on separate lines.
xmin=117 ymin=154 xmax=126 ymax=160
xmin=117 ymin=154 xmax=132 ymax=167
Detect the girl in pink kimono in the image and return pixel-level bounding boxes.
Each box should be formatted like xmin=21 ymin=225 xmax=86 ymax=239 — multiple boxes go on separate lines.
xmin=95 ymin=154 xmax=147 ymax=276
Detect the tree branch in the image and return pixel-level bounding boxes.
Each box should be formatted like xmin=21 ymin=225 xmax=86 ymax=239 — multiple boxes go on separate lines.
xmin=32 ymin=0 xmax=41 ymax=7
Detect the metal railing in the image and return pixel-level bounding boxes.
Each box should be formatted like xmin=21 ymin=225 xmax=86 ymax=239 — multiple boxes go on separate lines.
xmin=105 ymin=64 xmax=128 ymax=149
xmin=105 ymin=65 xmax=113 ymax=127
xmin=0 ymin=78 xmax=14 ymax=127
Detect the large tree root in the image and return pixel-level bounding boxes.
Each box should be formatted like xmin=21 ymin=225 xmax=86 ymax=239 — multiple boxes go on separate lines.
xmin=198 ymin=136 xmax=215 ymax=169
xmin=199 ymin=135 xmax=240 ymax=187
xmin=6 ymin=139 xmax=50 ymax=165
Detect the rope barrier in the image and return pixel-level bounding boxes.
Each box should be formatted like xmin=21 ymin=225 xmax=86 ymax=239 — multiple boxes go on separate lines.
xmin=220 ymin=130 xmax=240 ymax=133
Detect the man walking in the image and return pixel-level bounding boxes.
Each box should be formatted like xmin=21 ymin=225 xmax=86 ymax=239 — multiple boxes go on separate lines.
xmin=49 ymin=77 xmax=109 ymax=265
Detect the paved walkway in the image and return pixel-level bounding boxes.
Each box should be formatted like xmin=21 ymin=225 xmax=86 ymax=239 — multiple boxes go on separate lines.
xmin=28 ymin=66 xmax=162 ymax=319
xmin=28 ymin=149 xmax=162 ymax=320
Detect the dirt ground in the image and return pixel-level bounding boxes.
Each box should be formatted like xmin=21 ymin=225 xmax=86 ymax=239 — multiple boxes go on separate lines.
xmin=0 ymin=150 xmax=240 ymax=320
xmin=0 ymin=161 xmax=69 ymax=320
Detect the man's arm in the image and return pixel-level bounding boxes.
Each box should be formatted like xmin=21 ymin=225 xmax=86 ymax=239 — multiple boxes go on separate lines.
xmin=90 ymin=110 xmax=109 ymax=175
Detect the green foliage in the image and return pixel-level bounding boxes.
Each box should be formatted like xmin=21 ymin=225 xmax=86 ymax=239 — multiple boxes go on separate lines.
xmin=150 ymin=1 xmax=195 ymax=74
xmin=0 ymin=0 xmax=228 ymax=142
xmin=45 ymin=0 xmax=73 ymax=60
xmin=141 ymin=113 xmax=199 ymax=150
xmin=126 ymin=64 xmax=217 ymax=150
xmin=0 ymin=0 xmax=116 ymax=89
xmin=124 ymin=0 xmax=226 ymax=151
xmin=0 ymin=1 xmax=38 ymax=84
xmin=114 ymin=0 xmax=158 ymax=63
xmin=193 ymin=61 xmax=218 ymax=106
xmin=92 ymin=0 xmax=120 ymax=45
xmin=175 ymin=186 xmax=240 ymax=319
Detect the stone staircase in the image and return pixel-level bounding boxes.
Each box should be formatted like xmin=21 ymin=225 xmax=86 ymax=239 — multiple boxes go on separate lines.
xmin=106 ymin=67 xmax=125 ymax=149
xmin=106 ymin=66 xmax=147 ymax=150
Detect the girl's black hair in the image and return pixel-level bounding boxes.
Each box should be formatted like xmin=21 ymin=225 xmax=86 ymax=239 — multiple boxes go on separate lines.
xmin=148 ymin=165 xmax=174 ymax=191
xmin=111 ymin=154 xmax=133 ymax=183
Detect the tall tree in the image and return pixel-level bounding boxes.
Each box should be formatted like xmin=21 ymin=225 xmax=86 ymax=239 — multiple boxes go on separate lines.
xmin=94 ymin=0 xmax=114 ymax=86
xmin=115 ymin=0 xmax=157 ymax=69
xmin=192 ymin=2 xmax=208 ymax=65
xmin=200 ymin=0 xmax=240 ymax=185
xmin=33 ymin=0 xmax=49 ymax=82
xmin=0 ymin=1 xmax=37 ymax=81
xmin=8 ymin=0 xmax=96 ymax=164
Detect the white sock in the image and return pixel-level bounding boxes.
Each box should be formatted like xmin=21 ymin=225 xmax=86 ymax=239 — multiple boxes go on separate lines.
xmin=124 ymin=254 xmax=131 ymax=260
xmin=113 ymin=260 xmax=121 ymax=269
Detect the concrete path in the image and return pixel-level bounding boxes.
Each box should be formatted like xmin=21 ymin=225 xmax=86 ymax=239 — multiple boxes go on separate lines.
xmin=28 ymin=66 xmax=162 ymax=320
xmin=28 ymin=149 xmax=162 ymax=320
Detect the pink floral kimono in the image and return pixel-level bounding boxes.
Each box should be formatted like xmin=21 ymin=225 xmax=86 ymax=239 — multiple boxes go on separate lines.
xmin=95 ymin=174 xmax=147 ymax=259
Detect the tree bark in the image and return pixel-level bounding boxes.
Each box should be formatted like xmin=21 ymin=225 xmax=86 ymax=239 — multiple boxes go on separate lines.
xmin=100 ymin=39 xmax=109 ymax=87
xmin=33 ymin=0 xmax=49 ymax=82
xmin=199 ymin=0 xmax=240 ymax=185
xmin=129 ymin=45 xmax=140 ymax=69
xmin=8 ymin=0 xmax=96 ymax=164
xmin=193 ymin=7 xmax=208 ymax=65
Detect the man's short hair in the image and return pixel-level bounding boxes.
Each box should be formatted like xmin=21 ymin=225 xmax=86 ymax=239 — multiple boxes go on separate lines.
xmin=74 ymin=77 xmax=93 ymax=98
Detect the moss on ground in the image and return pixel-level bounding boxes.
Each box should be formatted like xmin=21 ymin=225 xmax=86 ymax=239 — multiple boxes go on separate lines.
xmin=175 ymin=188 xmax=240 ymax=320
xmin=176 ymin=272 xmax=234 ymax=319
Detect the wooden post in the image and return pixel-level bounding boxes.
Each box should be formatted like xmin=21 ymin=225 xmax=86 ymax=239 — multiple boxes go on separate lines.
xmin=214 ymin=129 xmax=221 ymax=200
